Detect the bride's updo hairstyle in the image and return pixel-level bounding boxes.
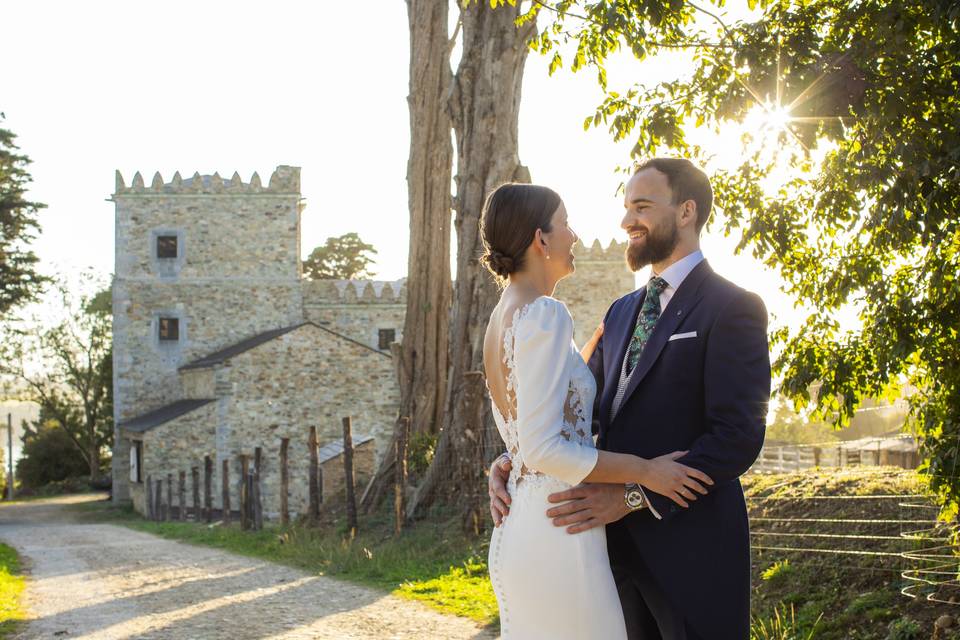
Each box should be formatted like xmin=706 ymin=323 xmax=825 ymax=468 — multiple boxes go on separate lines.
xmin=480 ymin=183 xmax=562 ymax=282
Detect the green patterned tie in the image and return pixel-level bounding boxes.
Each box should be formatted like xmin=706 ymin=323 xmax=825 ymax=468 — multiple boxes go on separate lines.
xmin=626 ymin=276 xmax=669 ymax=374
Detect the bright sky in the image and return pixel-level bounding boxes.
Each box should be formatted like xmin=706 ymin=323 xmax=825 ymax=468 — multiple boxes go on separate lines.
xmin=3 ymin=0 xmax=802 ymax=332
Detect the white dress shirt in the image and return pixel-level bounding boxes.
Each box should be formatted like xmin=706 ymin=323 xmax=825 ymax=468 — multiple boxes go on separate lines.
xmin=652 ymin=249 xmax=705 ymax=313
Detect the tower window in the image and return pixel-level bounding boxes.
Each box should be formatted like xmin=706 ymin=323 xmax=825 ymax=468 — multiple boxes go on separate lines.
xmin=157 ymin=235 xmax=178 ymax=258
xmin=159 ymin=317 xmax=180 ymax=341
xmin=378 ymin=329 xmax=396 ymax=350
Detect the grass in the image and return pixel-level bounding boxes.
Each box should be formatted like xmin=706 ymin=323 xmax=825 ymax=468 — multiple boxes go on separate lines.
xmin=73 ymin=500 xmax=500 ymax=628
xmin=0 ymin=543 xmax=26 ymax=638
xmin=751 ymin=604 xmax=819 ymax=640
xmin=744 ymin=467 xmax=954 ymax=639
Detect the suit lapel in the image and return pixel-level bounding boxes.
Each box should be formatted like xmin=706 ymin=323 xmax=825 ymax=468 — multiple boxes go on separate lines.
xmin=614 ymin=261 xmax=714 ymax=425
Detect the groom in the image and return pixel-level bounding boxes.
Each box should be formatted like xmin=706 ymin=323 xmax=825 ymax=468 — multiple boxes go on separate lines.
xmin=489 ymin=158 xmax=771 ymax=639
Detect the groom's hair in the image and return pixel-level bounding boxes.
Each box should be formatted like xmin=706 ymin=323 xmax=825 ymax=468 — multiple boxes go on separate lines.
xmin=633 ymin=158 xmax=713 ymax=232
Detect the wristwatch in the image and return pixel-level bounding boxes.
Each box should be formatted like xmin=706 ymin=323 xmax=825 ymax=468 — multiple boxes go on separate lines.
xmin=624 ymin=483 xmax=648 ymax=511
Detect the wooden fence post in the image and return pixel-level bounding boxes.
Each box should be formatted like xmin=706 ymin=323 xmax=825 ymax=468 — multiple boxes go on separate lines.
xmin=253 ymin=447 xmax=264 ymax=531
xmin=191 ymin=466 xmax=201 ymax=521
xmin=308 ymin=426 xmax=320 ymax=523
xmin=165 ymin=473 xmax=173 ymax=522
xmin=279 ymin=438 xmax=290 ymax=526
xmin=222 ymin=459 xmax=231 ymax=525
xmin=394 ymin=417 xmax=410 ymax=535
xmin=204 ymin=455 xmax=213 ymax=523
xmin=318 ymin=464 xmax=324 ymax=505
xmin=343 ymin=416 xmax=358 ymax=538
xmin=146 ymin=475 xmax=154 ymax=520
xmin=178 ymin=470 xmax=187 ymax=521
xmin=154 ymin=476 xmax=163 ymax=523
xmin=239 ymin=454 xmax=250 ymax=530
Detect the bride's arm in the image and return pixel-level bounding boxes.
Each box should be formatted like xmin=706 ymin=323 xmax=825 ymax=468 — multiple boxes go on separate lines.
xmin=579 ymin=321 xmax=604 ymax=363
xmin=515 ymin=300 xmax=711 ymax=503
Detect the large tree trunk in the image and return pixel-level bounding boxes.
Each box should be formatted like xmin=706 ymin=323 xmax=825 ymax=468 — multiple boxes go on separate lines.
xmin=399 ymin=0 xmax=453 ymax=437
xmin=408 ymin=1 xmax=534 ymax=523
xmin=362 ymin=0 xmax=453 ymax=512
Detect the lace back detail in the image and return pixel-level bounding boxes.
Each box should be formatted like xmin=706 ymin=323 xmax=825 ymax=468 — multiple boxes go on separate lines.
xmin=489 ymin=299 xmax=596 ymax=490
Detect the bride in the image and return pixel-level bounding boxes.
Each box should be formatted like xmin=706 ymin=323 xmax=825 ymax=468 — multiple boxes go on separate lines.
xmin=480 ymin=183 xmax=712 ymax=639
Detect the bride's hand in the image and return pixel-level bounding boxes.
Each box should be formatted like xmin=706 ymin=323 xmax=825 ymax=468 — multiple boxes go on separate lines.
xmin=579 ymin=321 xmax=604 ymax=363
xmin=638 ymin=451 xmax=713 ymax=508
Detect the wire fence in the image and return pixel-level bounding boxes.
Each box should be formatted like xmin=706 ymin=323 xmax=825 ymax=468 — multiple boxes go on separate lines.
xmin=746 ymin=483 xmax=960 ymax=607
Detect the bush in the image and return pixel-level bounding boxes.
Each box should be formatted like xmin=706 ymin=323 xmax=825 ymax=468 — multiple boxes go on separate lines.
xmin=407 ymin=432 xmax=438 ymax=477
xmin=886 ymin=617 xmax=921 ymax=640
xmin=16 ymin=420 xmax=88 ymax=489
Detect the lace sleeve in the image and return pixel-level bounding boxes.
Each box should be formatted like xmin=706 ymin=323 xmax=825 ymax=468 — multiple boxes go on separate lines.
xmin=513 ymin=298 xmax=599 ymax=486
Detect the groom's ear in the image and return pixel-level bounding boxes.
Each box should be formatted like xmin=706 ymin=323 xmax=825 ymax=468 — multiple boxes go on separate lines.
xmin=679 ymin=199 xmax=698 ymax=229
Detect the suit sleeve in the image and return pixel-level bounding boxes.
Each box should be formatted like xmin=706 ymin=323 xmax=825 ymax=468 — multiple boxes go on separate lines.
xmin=587 ymin=302 xmax=616 ymax=436
xmin=646 ymin=290 xmax=771 ymax=519
xmin=514 ymin=298 xmax=599 ymax=486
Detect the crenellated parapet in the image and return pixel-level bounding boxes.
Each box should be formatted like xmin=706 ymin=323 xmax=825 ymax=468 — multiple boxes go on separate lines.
xmin=573 ymin=238 xmax=628 ymax=261
xmin=302 ymin=278 xmax=407 ymax=306
xmin=114 ymin=165 xmax=301 ymax=196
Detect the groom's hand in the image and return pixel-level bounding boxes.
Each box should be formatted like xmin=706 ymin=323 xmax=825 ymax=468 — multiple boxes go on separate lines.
xmin=488 ymin=454 xmax=512 ymax=526
xmin=546 ymin=483 xmax=629 ymax=534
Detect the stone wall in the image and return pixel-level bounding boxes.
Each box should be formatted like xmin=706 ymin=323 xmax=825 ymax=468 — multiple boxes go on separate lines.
xmin=111 ymin=167 xmax=304 ymax=501
xmin=181 ymin=368 xmax=215 ymax=399
xmin=123 ymin=321 xmax=394 ymax=520
xmin=207 ymin=323 xmax=396 ymax=518
xmin=302 ymin=279 xmax=406 ymax=352
xmin=319 ymin=441 xmax=376 ymax=507
xmin=129 ymin=400 xmax=219 ymax=515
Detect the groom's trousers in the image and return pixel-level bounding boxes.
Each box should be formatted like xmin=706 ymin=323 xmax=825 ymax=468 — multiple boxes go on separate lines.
xmin=608 ymin=521 xmax=701 ymax=640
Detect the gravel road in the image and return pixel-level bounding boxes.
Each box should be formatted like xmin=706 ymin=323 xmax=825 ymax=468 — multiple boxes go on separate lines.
xmin=0 ymin=495 xmax=497 ymax=640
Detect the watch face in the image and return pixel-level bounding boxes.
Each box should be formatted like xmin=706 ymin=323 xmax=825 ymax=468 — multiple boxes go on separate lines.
xmin=626 ymin=490 xmax=645 ymax=509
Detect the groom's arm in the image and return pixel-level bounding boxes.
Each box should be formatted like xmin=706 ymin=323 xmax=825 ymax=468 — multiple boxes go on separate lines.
xmin=646 ymin=289 xmax=771 ymax=520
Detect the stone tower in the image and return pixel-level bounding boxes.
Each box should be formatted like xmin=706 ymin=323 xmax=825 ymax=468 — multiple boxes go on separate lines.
xmin=110 ymin=166 xmax=305 ymax=500
xmin=554 ymin=239 xmax=636 ymax=347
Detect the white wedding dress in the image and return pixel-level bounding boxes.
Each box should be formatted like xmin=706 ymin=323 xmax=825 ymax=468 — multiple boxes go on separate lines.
xmin=488 ymin=296 xmax=627 ymax=639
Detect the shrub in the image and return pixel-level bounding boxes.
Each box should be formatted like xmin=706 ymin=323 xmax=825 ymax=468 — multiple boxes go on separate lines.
xmin=16 ymin=420 xmax=88 ymax=488
xmin=886 ymin=617 xmax=921 ymax=640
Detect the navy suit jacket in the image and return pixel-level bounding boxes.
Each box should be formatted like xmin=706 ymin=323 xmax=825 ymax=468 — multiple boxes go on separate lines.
xmin=588 ymin=259 xmax=770 ymax=639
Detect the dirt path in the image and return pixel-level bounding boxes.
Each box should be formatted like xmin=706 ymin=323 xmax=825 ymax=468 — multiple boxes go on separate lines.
xmin=0 ymin=495 xmax=497 ymax=639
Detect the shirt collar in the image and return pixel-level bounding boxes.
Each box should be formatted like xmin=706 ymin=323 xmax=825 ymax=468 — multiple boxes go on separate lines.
xmin=651 ymin=249 xmax=704 ymax=291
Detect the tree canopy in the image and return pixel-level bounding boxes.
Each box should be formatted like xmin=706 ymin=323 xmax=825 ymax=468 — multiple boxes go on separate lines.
xmin=0 ymin=274 xmax=112 ymax=481
xmin=529 ymin=0 xmax=960 ymax=506
xmin=302 ymin=232 xmax=378 ymax=280
xmin=0 ymin=114 xmax=47 ymax=315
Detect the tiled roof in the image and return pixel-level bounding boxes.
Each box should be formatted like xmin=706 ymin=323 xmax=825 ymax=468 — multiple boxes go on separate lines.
xmin=318 ymin=434 xmax=375 ymax=464
xmin=118 ymin=398 xmax=216 ymax=433
xmin=179 ymin=322 xmax=389 ymax=372
xmin=179 ymin=323 xmax=307 ymax=370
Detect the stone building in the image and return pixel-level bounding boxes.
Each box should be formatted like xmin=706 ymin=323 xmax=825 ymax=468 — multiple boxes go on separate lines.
xmin=111 ymin=166 xmax=634 ymax=520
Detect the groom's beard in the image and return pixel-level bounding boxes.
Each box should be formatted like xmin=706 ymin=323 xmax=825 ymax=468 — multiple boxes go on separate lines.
xmin=626 ymin=218 xmax=678 ymax=271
